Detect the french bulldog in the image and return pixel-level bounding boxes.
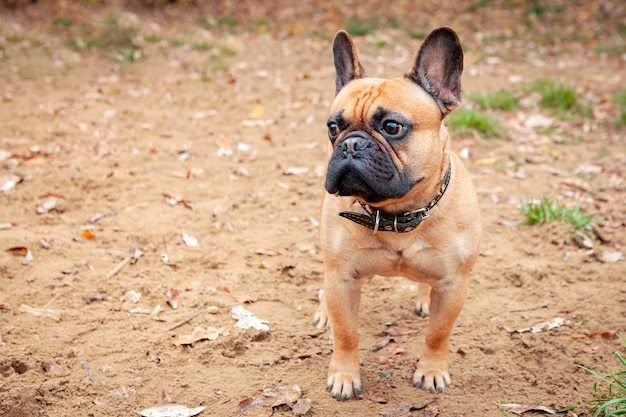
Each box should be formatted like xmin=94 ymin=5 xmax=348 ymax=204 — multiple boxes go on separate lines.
xmin=314 ymin=27 xmax=482 ymax=400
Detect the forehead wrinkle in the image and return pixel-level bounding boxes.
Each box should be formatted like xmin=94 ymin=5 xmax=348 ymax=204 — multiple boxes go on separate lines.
xmin=352 ymin=85 xmax=380 ymax=126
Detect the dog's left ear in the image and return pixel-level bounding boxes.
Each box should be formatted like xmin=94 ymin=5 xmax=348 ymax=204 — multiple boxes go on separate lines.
xmin=406 ymin=27 xmax=463 ymax=115
xmin=333 ymin=30 xmax=368 ymax=96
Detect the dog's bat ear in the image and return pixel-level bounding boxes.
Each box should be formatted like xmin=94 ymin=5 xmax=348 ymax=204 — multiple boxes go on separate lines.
xmin=407 ymin=27 xmax=463 ymax=115
xmin=333 ymin=30 xmax=368 ymax=96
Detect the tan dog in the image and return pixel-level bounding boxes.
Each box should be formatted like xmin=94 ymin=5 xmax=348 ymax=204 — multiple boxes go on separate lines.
xmin=314 ymin=27 xmax=482 ymax=400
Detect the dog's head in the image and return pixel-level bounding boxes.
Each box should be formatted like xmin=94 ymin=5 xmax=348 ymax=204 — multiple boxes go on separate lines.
xmin=325 ymin=28 xmax=463 ymax=208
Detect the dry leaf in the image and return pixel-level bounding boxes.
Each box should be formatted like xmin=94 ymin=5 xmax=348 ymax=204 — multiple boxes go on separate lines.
xmin=265 ymin=384 xmax=301 ymax=408
xmin=166 ymin=288 xmax=179 ymax=309
xmin=182 ymin=232 xmax=198 ymax=247
xmin=249 ymin=104 xmax=264 ymax=118
xmin=237 ymin=294 xmax=258 ymax=304
xmin=386 ymin=344 xmax=406 ymax=356
xmin=283 ymin=167 xmax=309 ymax=175
xmin=37 ymin=196 xmax=64 ymax=214
xmin=572 ymin=163 xmax=603 ymax=175
xmin=174 ymin=326 xmax=222 ymax=346
xmin=139 ymin=403 xmax=207 ymax=417
xmin=82 ymin=228 xmax=95 ymax=240
xmin=498 ymin=403 xmax=558 ymax=415
xmin=131 ymin=249 xmax=144 ymax=265
xmin=6 ymin=246 xmax=33 ymax=262
xmin=255 ymin=248 xmax=281 ymax=256
xmin=161 ymin=253 xmax=178 ymax=268
xmin=371 ymin=336 xmax=392 ymax=352
xmin=595 ymin=250 xmax=623 ymax=263
xmin=84 ymin=294 xmax=111 ymax=304
xmin=292 ymin=398 xmax=313 ymax=416
xmin=7 ymin=246 xmax=29 ymax=256
xmin=232 ymin=305 xmax=269 ymax=330
xmin=163 ymin=194 xmax=193 ymax=209
xmin=1 ymin=175 xmax=22 ymax=193
xmin=506 ymin=317 xmax=566 ymax=334
xmin=120 ymin=290 xmax=141 ymax=304
xmin=572 ymin=331 xmax=617 ymax=340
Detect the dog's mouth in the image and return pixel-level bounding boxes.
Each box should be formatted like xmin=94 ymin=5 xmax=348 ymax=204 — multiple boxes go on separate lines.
xmin=329 ymin=170 xmax=386 ymax=203
xmin=325 ymin=133 xmax=412 ymax=202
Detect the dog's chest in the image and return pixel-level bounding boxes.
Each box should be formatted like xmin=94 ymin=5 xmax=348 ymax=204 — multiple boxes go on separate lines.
xmin=375 ymin=235 xmax=428 ymax=271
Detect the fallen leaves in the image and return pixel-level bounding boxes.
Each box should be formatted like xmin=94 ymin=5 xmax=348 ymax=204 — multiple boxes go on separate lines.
xmin=498 ymin=403 xmax=558 ymax=415
xmin=236 ymin=384 xmax=312 ymax=417
xmin=594 ymin=250 xmax=624 ymax=263
xmin=173 ymin=326 xmax=223 ymax=346
xmin=232 ymin=305 xmax=269 ymax=331
xmin=505 ymin=317 xmax=568 ymax=335
xmin=139 ymin=403 xmax=207 ymax=417
xmin=181 ymin=232 xmax=199 ymax=247
xmin=572 ymin=331 xmax=618 ymax=340
xmin=0 ymin=174 xmax=23 ymax=192
xmin=36 ymin=194 xmax=64 ymax=214
xmin=163 ymin=193 xmax=193 ymax=209
xmin=6 ymin=246 xmax=33 ymax=263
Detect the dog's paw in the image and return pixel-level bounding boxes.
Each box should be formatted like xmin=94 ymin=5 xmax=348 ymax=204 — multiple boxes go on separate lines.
xmin=313 ymin=306 xmax=329 ymax=329
xmin=327 ymin=351 xmax=361 ymax=400
xmin=415 ymin=300 xmax=430 ymax=318
xmin=412 ymin=362 xmax=450 ymax=393
xmin=327 ymin=372 xmax=361 ymax=401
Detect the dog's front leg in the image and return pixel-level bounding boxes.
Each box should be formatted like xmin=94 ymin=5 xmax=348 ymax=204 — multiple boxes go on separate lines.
xmin=324 ymin=272 xmax=362 ymax=400
xmin=413 ymin=274 xmax=469 ymax=393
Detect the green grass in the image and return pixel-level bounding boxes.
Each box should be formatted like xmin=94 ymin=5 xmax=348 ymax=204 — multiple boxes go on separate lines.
xmin=408 ymin=30 xmax=427 ymax=40
xmin=345 ymin=18 xmax=378 ymax=36
xmin=67 ymin=13 xmax=139 ymax=55
xmin=614 ymin=92 xmax=626 ymax=126
xmin=519 ymin=198 xmax=594 ymax=230
xmin=196 ymin=15 xmax=238 ymax=29
xmin=447 ymin=108 xmax=504 ymax=137
xmin=618 ymin=22 xmax=626 ymax=38
xmin=527 ymin=78 xmax=577 ymax=111
xmin=562 ymin=335 xmax=626 ymax=416
xmin=614 ymin=92 xmax=626 ymax=106
xmin=470 ymin=89 xmax=518 ymax=111
xmin=53 ymin=17 xmax=73 ymax=27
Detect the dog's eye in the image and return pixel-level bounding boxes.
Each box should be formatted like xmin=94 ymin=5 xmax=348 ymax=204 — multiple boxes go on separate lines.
xmin=382 ymin=121 xmax=402 ymax=136
xmin=327 ymin=122 xmax=341 ymax=140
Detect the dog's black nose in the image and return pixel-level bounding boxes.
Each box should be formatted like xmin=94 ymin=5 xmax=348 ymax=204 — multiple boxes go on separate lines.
xmin=341 ymin=135 xmax=369 ymax=157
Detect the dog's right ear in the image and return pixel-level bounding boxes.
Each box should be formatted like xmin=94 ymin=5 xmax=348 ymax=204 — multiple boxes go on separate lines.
xmin=333 ymin=30 xmax=368 ymax=95
xmin=406 ymin=27 xmax=463 ymax=115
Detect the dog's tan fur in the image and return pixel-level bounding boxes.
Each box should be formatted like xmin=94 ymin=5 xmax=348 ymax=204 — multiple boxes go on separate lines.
xmin=315 ymin=28 xmax=482 ymax=400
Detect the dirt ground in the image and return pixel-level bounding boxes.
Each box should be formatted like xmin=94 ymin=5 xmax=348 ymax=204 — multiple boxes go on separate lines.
xmin=1 ymin=2 xmax=625 ymax=416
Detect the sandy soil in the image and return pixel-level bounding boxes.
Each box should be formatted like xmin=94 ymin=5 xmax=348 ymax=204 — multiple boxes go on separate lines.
xmin=1 ymin=2 xmax=625 ymax=416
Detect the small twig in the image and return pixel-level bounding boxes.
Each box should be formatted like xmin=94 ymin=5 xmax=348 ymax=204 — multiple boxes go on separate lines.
xmin=42 ymin=289 xmax=70 ymax=309
xmin=19 ymin=304 xmax=61 ymax=321
xmin=104 ymin=257 xmax=131 ymax=281
xmin=166 ymin=311 xmax=202 ymax=332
